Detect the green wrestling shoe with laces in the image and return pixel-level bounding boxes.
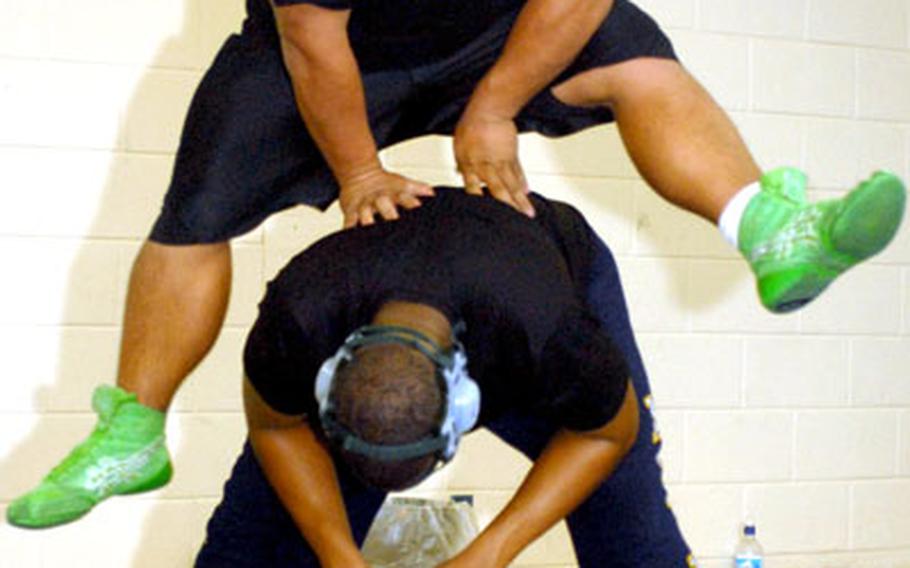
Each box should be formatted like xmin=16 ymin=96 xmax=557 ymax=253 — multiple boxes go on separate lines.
xmin=6 ymin=385 xmax=172 ymax=528
xmin=740 ymin=167 xmax=906 ymax=313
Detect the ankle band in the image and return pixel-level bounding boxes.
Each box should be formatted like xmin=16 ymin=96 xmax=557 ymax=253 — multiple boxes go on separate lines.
xmin=719 ymin=181 xmax=761 ymax=249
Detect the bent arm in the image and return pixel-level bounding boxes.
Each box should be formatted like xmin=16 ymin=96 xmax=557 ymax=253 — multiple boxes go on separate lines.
xmin=447 ymin=379 xmax=639 ymax=568
xmin=271 ymin=3 xmax=433 ymax=226
xmin=271 ymin=3 xmax=380 ymax=184
xmin=465 ymin=0 xmax=615 ymax=119
xmin=243 ymin=377 xmax=369 ymax=568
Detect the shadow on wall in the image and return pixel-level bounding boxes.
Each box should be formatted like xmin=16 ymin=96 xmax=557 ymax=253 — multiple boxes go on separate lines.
xmin=0 ymin=0 xmax=250 ymax=566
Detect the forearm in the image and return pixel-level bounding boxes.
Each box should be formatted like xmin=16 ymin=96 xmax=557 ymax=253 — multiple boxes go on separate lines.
xmin=250 ymin=426 xmax=366 ymax=567
xmin=469 ymin=381 xmax=638 ymax=567
xmin=273 ymin=5 xmax=380 ymax=183
xmin=467 ymin=0 xmax=614 ymax=118
xmin=244 ymin=379 xmax=367 ymax=568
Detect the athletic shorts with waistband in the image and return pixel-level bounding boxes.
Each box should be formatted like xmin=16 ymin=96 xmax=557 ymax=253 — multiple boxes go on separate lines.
xmin=149 ymin=0 xmax=677 ymax=244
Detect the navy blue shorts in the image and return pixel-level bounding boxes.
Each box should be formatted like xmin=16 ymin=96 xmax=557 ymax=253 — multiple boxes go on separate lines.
xmin=150 ymin=0 xmax=676 ymax=244
xmin=195 ymin=231 xmax=693 ymax=567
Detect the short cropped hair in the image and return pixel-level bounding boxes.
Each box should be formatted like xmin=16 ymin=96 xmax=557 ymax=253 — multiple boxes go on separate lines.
xmin=330 ymin=342 xmax=443 ymax=490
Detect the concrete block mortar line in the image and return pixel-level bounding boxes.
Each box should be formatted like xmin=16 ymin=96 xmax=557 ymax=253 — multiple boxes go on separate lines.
xmin=903 ymin=268 xmax=909 ymax=335
xmin=846 ymin=481 xmax=857 ymax=550
xmin=896 ymin=413 xmax=905 ymax=477
xmin=0 ymin=409 xmax=95 ymax=417
xmin=746 ymin=36 xmax=755 ymax=113
xmin=846 ymin=337 xmax=856 ymax=407
xmin=899 ymin=411 xmax=908 ymax=478
xmin=523 ymin=171 xmax=641 ymax=184
xmin=680 ymin=408 xmax=691 ymax=483
xmin=790 ymin=410 xmax=799 ymax=482
xmin=801 ymin=0 xmax=811 ymax=41
xmin=801 ymin=114 xmax=910 ymax=129
xmin=681 ymin=258 xmax=694 ymax=333
xmin=687 ymin=328 xmax=804 ymax=339
xmin=0 ymin=48 xmax=209 ymax=74
xmin=744 ymin=103 xmax=853 ymax=122
xmin=678 ymin=28 xmax=818 ymax=43
xmin=738 ymin=479 xmax=751 ymax=524
xmin=0 ymin=322 xmax=120 ymax=331
xmin=739 ymin=332 xmax=748 ymax=410
xmin=169 ymin=409 xmax=243 ymax=417
xmin=674 ymin=408 xmax=686 ymax=483
xmin=853 ymin=48 xmax=861 ymax=120
xmin=0 ymin=138 xmax=175 ymax=157
xmin=906 ymin=126 xmax=910 ymax=183
xmin=804 ymin=36 xmax=910 ymax=52
xmin=727 ymin=402 xmax=907 ymax=412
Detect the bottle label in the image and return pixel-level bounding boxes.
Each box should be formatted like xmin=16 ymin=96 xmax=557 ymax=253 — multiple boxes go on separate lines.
xmin=734 ymin=556 xmax=763 ymax=568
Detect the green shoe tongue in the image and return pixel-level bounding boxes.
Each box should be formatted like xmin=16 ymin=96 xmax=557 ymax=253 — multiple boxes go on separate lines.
xmin=91 ymin=385 xmax=137 ymax=423
xmin=761 ymin=167 xmax=808 ymax=204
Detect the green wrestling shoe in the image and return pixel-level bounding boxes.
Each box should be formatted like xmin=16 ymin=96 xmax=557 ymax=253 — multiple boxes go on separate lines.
xmin=740 ymin=167 xmax=906 ymax=313
xmin=6 ymin=385 xmax=172 ymax=529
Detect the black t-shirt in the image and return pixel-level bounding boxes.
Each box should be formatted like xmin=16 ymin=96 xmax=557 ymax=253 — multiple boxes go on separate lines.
xmin=244 ymin=189 xmax=629 ymax=431
xmin=262 ymin=0 xmax=526 ymax=69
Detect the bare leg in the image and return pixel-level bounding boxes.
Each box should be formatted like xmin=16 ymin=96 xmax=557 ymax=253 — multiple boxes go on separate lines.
xmin=117 ymin=241 xmax=232 ymax=411
xmin=551 ymin=58 xmax=761 ymax=223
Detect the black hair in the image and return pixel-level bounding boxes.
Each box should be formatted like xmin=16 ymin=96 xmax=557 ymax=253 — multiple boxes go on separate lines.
xmin=330 ymin=343 xmax=444 ymax=490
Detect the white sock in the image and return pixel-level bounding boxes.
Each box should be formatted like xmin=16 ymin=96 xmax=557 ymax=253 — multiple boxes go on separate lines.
xmin=718 ymin=181 xmax=761 ymax=249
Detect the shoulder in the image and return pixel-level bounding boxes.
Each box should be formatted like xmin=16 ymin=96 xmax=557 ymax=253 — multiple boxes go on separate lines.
xmin=537 ymin=306 xmax=630 ymax=430
xmin=530 ymin=194 xmax=593 ymax=243
xmin=264 ymin=227 xmax=368 ymax=303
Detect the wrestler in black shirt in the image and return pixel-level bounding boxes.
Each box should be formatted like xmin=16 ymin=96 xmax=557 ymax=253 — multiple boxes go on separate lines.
xmin=197 ymin=189 xmax=693 ymax=568
xmin=245 ymin=188 xmax=629 ymax=430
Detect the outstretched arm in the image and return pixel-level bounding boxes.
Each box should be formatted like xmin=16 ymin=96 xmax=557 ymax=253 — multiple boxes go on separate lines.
xmin=272 ymin=3 xmax=433 ymax=227
xmin=439 ymin=379 xmax=639 ymax=568
xmin=243 ymin=377 xmax=370 ymax=568
xmin=455 ymin=0 xmax=615 ymax=215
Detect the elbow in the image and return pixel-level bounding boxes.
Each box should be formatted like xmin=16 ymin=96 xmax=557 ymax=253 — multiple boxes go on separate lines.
xmin=618 ymin=387 xmax=639 ymax=457
xmin=277 ymin=25 xmax=321 ymax=69
xmin=585 ymin=379 xmax=639 ymax=458
xmin=277 ymin=22 xmax=318 ymax=62
xmin=273 ymin=5 xmax=349 ymax=65
xmin=610 ymin=380 xmax=639 ymax=458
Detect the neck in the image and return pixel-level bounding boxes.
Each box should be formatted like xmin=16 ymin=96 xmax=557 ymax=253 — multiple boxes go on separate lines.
xmin=372 ymin=301 xmax=453 ymax=349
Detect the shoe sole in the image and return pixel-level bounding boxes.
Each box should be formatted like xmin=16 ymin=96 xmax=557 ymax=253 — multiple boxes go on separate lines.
xmin=760 ymin=265 xmax=838 ymax=313
xmin=7 ymin=500 xmax=94 ymax=529
xmin=6 ymin=460 xmax=173 ymax=529
xmin=830 ymin=172 xmax=906 ymax=258
xmin=762 ymin=172 xmax=906 ymax=313
xmin=118 ymin=460 xmax=173 ymax=495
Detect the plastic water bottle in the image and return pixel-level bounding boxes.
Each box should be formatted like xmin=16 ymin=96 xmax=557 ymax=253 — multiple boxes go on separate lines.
xmin=733 ymin=521 xmax=764 ymax=568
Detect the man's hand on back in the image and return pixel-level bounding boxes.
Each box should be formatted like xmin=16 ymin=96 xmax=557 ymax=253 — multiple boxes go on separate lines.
xmin=454 ymin=109 xmax=535 ymax=218
xmin=338 ymin=165 xmax=435 ymax=228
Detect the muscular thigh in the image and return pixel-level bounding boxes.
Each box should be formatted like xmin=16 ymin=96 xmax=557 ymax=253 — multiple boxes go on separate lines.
xmin=514 ymin=0 xmax=678 ymax=137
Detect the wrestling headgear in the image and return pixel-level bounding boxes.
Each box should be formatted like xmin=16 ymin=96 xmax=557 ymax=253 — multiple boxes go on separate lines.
xmin=314 ymin=324 xmax=480 ymax=463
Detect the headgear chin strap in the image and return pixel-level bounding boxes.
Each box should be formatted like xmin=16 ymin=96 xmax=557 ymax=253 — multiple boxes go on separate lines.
xmin=314 ymin=324 xmax=481 ymax=464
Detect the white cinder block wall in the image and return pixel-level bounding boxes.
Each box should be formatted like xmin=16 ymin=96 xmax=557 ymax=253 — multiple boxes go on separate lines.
xmin=1 ymin=0 xmax=908 ymax=566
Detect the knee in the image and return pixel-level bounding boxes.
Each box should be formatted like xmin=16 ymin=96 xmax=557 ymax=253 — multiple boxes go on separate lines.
xmin=550 ymin=58 xmax=697 ymax=110
xmin=136 ymin=240 xmax=231 ymax=279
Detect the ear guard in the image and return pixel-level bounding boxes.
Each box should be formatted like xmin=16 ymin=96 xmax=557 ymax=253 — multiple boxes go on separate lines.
xmin=314 ymin=324 xmax=480 ymax=463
